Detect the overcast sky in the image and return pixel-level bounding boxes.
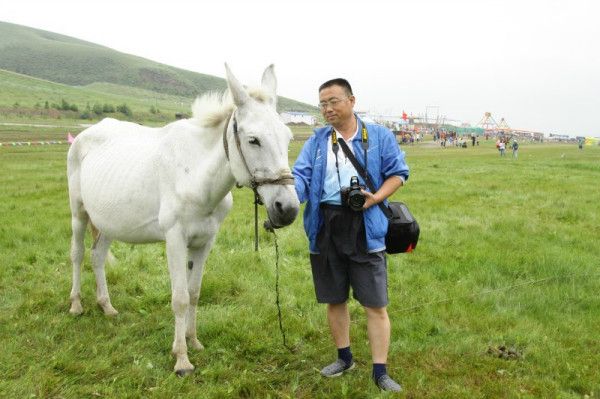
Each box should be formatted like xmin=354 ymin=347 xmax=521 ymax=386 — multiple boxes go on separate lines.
xmin=3 ymin=0 xmax=599 ymax=137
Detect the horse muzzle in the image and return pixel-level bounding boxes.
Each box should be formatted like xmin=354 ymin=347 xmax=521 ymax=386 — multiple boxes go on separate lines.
xmin=266 ymin=198 xmax=299 ymax=228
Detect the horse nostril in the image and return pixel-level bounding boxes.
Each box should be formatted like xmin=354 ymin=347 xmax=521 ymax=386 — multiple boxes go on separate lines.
xmin=275 ymin=201 xmax=283 ymax=213
xmin=269 ymin=200 xmax=299 ymax=227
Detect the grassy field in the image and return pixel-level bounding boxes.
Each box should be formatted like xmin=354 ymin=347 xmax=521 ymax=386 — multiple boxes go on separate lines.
xmin=0 ymin=68 xmax=318 ymax=128
xmin=0 ymin=69 xmax=190 ymax=113
xmin=0 ymin=132 xmax=598 ymax=398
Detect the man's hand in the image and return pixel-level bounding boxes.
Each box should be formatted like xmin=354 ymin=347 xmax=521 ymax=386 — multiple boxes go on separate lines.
xmin=361 ymin=189 xmax=380 ymax=209
xmin=360 ymin=176 xmax=404 ymax=210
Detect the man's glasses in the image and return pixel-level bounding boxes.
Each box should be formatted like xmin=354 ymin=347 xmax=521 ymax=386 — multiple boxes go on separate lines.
xmin=318 ymin=97 xmax=349 ymax=110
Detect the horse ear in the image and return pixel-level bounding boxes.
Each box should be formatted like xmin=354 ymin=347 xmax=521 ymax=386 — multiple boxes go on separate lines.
xmin=261 ymin=64 xmax=277 ymax=109
xmin=261 ymin=64 xmax=277 ymax=94
xmin=225 ymin=63 xmax=250 ymax=107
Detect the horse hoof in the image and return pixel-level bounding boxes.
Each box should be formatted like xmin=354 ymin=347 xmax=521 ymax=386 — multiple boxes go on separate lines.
xmin=103 ymin=307 xmax=119 ymax=317
xmin=189 ymin=338 xmax=204 ymax=351
xmin=98 ymin=301 xmax=119 ymax=316
xmin=69 ymin=303 xmax=83 ymax=315
xmin=175 ymin=368 xmax=194 ymax=377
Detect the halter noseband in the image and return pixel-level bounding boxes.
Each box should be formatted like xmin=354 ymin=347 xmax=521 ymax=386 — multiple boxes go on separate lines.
xmin=222 ymin=111 xmax=295 ymax=190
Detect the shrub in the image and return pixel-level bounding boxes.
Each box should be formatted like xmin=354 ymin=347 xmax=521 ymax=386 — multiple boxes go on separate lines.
xmin=103 ymin=104 xmax=115 ymax=113
xmin=116 ymin=103 xmax=132 ymax=117
xmin=93 ymin=103 xmax=104 ymax=115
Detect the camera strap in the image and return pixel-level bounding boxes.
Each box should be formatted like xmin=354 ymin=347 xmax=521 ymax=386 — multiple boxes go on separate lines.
xmin=330 ymin=127 xmax=343 ymax=193
xmin=337 ymin=127 xmax=394 ymax=219
xmin=331 ymin=116 xmax=369 ymax=192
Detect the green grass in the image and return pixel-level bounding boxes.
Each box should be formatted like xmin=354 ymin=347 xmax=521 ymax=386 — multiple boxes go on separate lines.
xmin=0 ymin=68 xmax=317 ymax=126
xmin=0 ymin=135 xmax=598 ymax=398
xmin=0 ymin=68 xmax=196 ymax=122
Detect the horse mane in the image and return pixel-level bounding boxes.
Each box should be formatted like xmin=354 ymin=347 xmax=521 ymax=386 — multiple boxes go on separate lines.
xmin=191 ymin=87 xmax=274 ymax=130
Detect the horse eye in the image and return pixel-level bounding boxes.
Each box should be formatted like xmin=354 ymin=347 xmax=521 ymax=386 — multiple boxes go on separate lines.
xmin=249 ymin=137 xmax=261 ymax=146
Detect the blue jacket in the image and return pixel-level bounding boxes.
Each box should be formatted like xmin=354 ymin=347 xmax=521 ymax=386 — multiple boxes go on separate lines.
xmin=293 ymin=120 xmax=409 ymax=253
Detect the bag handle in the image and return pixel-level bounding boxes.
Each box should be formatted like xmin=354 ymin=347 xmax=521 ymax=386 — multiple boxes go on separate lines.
xmin=337 ymin=137 xmax=394 ymax=219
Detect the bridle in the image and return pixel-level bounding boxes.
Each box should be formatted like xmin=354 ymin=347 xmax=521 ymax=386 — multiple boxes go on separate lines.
xmin=222 ymin=111 xmax=295 ymax=249
xmin=222 ymin=111 xmax=295 ymax=191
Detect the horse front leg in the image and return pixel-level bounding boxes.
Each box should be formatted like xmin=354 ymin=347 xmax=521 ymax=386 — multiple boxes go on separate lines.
xmin=166 ymin=227 xmax=194 ymax=376
xmin=186 ymin=237 xmax=216 ymax=351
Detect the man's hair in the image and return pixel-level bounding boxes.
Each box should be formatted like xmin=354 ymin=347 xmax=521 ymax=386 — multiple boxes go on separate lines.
xmin=319 ymin=78 xmax=353 ymax=96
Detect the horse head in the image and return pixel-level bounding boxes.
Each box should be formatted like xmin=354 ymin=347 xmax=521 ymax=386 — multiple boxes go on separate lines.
xmin=224 ymin=64 xmax=299 ymax=228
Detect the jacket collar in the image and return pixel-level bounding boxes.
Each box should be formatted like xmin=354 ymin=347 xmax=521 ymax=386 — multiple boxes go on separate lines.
xmin=318 ymin=113 xmax=364 ymax=142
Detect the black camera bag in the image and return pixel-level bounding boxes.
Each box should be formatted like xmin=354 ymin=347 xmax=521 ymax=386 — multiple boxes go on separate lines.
xmin=384 ymin=201 xmax=420 ymax=253
xmin=338 ymin=136 xmax=419 ymax=254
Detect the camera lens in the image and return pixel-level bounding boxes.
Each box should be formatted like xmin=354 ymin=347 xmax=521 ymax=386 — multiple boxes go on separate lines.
xmin=348 ymin=195 xmax=365 ymax=210
xmin=345 ymin=176 xmax=365 ymax=211
xmin=348 ymin=190 xmax=365 ymax=211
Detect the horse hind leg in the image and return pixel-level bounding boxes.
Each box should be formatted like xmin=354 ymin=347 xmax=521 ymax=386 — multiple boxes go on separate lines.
xmin=69 ymin=213 xmax=88 ymax=315
xmin=91 ymin=223 xmax=116 ymax=265
xmin=92 ymin=232 xmax=118 ymax=316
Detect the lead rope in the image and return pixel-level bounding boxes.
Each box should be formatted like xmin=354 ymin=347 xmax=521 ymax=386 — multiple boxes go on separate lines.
xmin=223 ymin=111 xmax=294 ymax=350
xmin=263 ymin=223 xmax=295 ymax=352
xmin=254 ymin=190 xmax=260 ymax=251
xmin=253 ymin=187 xmax=295 ymax=352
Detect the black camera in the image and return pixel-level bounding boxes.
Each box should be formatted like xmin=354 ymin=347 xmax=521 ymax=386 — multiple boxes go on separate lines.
xmin=340 ymin=176 xmax=366 ymax=211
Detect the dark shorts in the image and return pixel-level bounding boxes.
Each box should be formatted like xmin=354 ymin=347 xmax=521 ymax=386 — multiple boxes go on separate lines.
xmin=309 ymin=204 xmax=388 ymax=308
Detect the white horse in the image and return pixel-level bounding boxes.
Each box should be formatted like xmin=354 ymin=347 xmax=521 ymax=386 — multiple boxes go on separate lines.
xmin=67 ymin=64 xmax=299 ymax=375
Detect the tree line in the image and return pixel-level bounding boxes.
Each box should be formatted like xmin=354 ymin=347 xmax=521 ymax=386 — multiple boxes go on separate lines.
xmin=8 ymin=99 xmax=161 ymax=119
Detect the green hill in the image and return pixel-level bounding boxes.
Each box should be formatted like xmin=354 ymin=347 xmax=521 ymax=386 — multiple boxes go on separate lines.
xmin=0 ymin=69 xmax=191 ymax=114
xmin=0 ymin=21 xmax=316 ymax=114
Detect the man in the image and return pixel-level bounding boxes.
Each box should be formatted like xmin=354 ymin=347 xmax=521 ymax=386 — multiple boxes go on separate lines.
xmin=292 ymin=78 xmax=409 ymax=392
xmin=511 ymin=140 xmax=519 ymax=159
xmin=498 ymin=140 xmax=506 ymax=156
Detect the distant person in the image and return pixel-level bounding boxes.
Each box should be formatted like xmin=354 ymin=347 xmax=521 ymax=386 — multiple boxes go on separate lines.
xmin=578 ymin=138 xmax=584 ymax=150
xmin=511 ymin=140 xmax=519 ymax=158
xmin=471 ymin=133 xmax=476 ymax=146
xmin=498 ymin=140 xmax=506 ymax=157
